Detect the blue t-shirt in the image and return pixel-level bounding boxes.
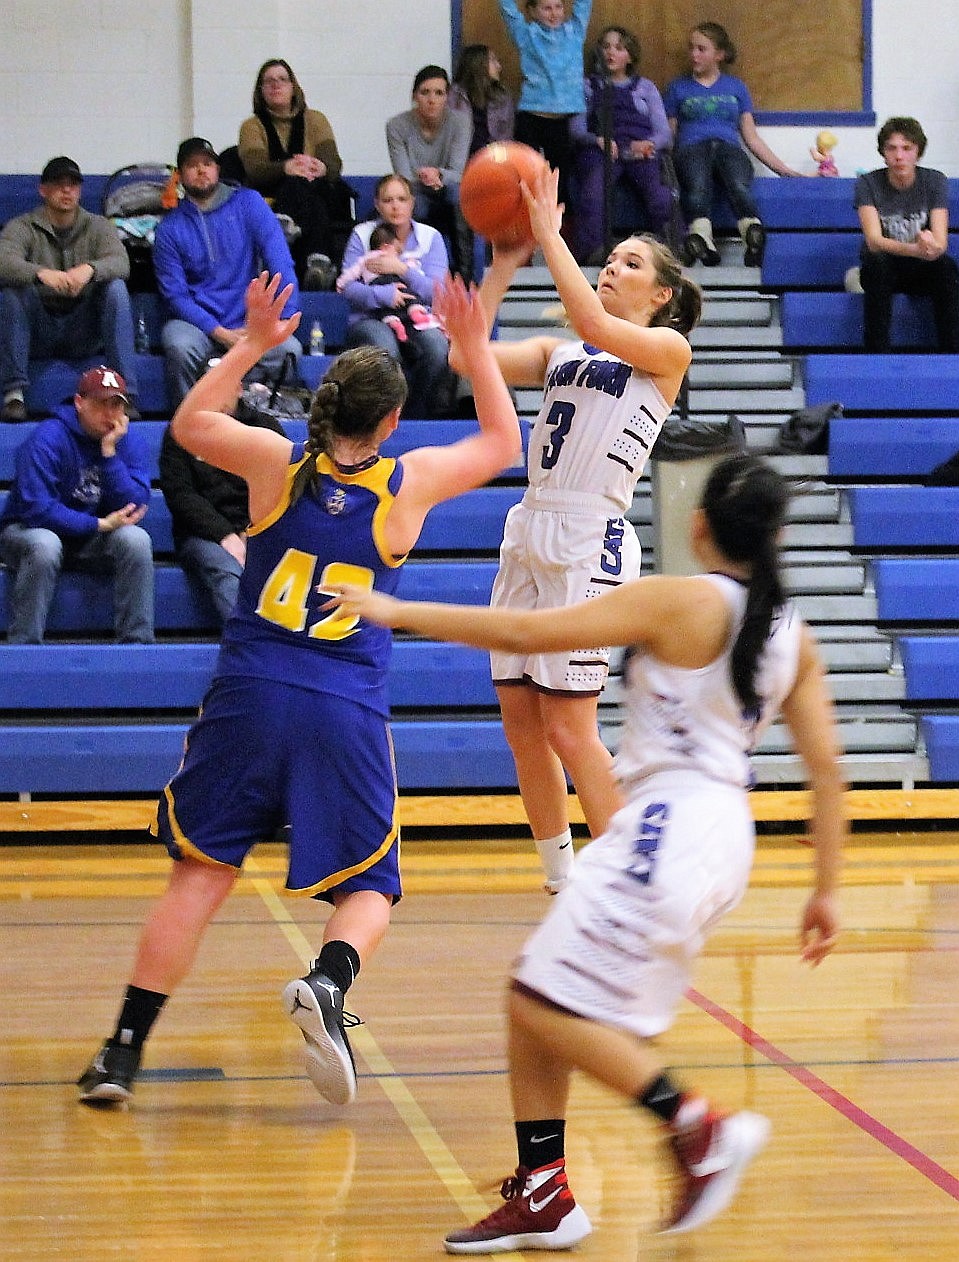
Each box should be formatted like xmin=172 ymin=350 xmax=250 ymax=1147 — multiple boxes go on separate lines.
xmin=663 ymin=73 xmax=753 ymax=149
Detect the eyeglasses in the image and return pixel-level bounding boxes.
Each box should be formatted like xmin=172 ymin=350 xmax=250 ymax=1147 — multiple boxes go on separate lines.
xmin=261 ymin=75 xmax=291 ymax=87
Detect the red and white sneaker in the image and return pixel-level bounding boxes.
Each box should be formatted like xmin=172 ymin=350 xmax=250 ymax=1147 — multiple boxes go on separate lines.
xmin=660 ymin=1108 xmax=771 ymax=1234
xmin=444 ymin=1161 xmax=591 ymax=1254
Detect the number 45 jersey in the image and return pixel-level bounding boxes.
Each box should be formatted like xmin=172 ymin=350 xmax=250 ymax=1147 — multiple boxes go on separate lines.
xmin=527 ymin=340 xmax=671 ymax=513
xmin=216 ymin=446 xmax=406 ymax=716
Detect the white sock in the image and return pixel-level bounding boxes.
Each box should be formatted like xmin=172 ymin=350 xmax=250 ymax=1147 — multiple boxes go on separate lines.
xmin=737 ymin=216 xmax=761 ymax=243
xmin=688 ymin=217 xmax=715 ymax=248
xmin=4 ymin=389 xmax=24 ymax=404
xmin=535 ymin=829 xmax=574 ymax=884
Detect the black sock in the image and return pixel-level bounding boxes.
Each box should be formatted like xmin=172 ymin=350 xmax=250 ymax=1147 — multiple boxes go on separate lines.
xmin=637 ymin=1072 xmax=685 ymax=1123
xmin=515 ymin=1119 xmax=566 ymax=1170
xmin=110 ymin=985 xmax=168 ymax=1051
xmin=313 ymin=941 xmax=361 ymax=995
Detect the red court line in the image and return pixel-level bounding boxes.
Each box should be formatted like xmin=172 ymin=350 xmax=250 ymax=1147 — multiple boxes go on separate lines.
xmin=687 ymin=987 xmax=959 ymax=1202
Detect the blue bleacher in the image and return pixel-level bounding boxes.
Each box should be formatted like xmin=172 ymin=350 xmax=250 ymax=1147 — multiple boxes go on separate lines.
xmin=847 ymin=486 xmax=959 ymax=547
xmin=0 ymin=640 xmax=497 ymax=712
xmin=0 ymin=717 xmax=519 ymax=794
xmin=807 ymin=354 xmax=959 ymax=413
xmin=829 ymin=417 xmax=959 ymax=478
xmin=921 ymin=715 xmax=959 ymax=781
xmin=873 ymin=558 xmax=959 ymax=621
xmin=765 ymin=231 xmax=959 ymax=290
xmin=782 ymin=292 xmax=940 ymax=349
xmin=898 ymin=637 xmax=959 ymax=701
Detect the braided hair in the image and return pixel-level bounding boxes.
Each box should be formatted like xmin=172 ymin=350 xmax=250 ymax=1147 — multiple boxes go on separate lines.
xmin=626 ymin=234 xmax=703 ymax=337
xmin=288 ymin=346 xmax=408 ymax=506
xmin=701 ymin=454 xmax=790 ymax=714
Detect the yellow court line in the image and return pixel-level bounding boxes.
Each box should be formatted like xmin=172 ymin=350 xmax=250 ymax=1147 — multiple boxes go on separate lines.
xmin=244 ymin=859 xmax=515 ymax=1250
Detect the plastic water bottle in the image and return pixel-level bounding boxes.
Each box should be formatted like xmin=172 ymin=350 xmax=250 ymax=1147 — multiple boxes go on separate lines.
xmin=309 ymin=319 xmax=325 ymax=356
xmin=134 ymin=313 xmax=149 ymax=353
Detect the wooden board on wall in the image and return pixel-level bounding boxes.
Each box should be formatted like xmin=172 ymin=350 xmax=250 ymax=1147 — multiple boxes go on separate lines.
xmin=462 ymin=1 xmax=863 ymax=115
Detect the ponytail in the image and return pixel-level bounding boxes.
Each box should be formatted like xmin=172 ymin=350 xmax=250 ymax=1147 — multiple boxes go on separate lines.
xmin=627 ymin=233 xmax=703 ymax=337
xmin=289 ymin=346 xmax=408 ymax=507
xmin=701 ymin=455 xmax=789 ymax=714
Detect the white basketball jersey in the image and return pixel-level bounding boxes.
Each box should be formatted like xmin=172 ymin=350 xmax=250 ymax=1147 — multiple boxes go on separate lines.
xmin=526 ymin=340 xmax=671 ymax=513
xmin=613 ymin=574 xmax=803 ymax=790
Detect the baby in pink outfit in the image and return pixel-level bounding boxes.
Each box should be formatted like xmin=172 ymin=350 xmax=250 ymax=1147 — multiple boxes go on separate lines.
xmin=336 ymin=222 xmax=442 ymax=343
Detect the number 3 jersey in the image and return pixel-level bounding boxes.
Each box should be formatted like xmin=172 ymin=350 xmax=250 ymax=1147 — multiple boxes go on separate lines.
xmin=527 ymin=339 xmax=671 ymax=512
xmin=216 ymin=445 xmax=406 ymax=716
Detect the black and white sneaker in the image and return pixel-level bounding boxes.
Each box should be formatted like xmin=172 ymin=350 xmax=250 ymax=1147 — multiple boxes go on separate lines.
xmin=743 ymin=222 xmax=766 ymax=268
xmin=77 ymin=1041 xmax=141 ymax=1105
xmin=282 ymin=968 xmax=358 ymax=1105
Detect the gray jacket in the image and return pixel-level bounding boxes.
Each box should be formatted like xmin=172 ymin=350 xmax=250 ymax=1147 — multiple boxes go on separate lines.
xmin=0 ymin=205 xmax=129 ymax=309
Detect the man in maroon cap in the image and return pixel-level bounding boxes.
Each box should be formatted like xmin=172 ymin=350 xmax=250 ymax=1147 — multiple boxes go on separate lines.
xmin=0 ymin=364 xmax=154 ymax=642
xmin=0 ymin=156 xmax=140 ymax=422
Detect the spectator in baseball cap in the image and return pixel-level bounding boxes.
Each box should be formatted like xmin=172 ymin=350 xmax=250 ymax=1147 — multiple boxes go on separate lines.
xmin=176 ymin=138 xmax=220 ymax=169
xmin=154 ymin=134 xmax=301 ymax=407
xmin=0 ymin=362 xmax=154 ymax=643
xmin=0 ymin=154 xmax=140 ymax=422
xmin=40 ymin=156 xmax=83 ymax=184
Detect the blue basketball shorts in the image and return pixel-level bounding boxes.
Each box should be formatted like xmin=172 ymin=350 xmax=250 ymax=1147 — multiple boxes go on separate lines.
xmin=153 ymin=674 xmax=401 ymax=901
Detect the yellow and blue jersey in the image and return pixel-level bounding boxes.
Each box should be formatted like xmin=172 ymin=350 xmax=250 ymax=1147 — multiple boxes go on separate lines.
xmin=216 ymin=443 xmax=406 ymax=715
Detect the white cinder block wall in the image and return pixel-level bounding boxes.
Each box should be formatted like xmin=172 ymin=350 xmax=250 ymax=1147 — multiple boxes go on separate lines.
xmin=0 ymin=0 xmax=955 ymax=178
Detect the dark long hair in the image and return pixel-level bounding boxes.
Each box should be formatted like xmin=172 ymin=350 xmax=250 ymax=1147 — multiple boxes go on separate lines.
xmin=453 ymin=44 xmax=508 ymax=108
xmin=626 ymin=233 xmax=702 ymax=337
xmin=289 ymin=347 xmax=408 ymax=506
xmin=701 ymin=454 xmax=790 ymax=713
xmin=590 ymin=25 xmax=641 ymax=77
xmin=252 ymin=59 xmax=306 ymax=118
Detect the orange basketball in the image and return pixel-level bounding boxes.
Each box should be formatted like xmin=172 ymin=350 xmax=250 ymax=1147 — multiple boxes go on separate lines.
xmin=459 ymin=142 xmax=549 ymax=248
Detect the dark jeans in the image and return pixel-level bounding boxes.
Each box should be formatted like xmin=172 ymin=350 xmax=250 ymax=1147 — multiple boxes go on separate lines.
xmin=573 ymin=146 xmax=674 ymax=261
xmin=346 ymin=318 xmax=453 ymax=418
xmin=413 ymin=182 xmax=473 ymax=283
xmin=0 ymin=278 xmax=140 ymax=400
xmin=271 ymin=175 xmax=355 ymax=275
xmin=178 ymin=536 xmax=242 ymax=627
xmin=673 ymin=138 xmax=757 ymax=224
xmin=860 ymin=250 xmax=959 ymax=352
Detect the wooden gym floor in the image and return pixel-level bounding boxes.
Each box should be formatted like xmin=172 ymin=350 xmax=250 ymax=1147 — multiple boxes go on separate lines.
xmin=2 ymin=819 xmax=959 ymax=1260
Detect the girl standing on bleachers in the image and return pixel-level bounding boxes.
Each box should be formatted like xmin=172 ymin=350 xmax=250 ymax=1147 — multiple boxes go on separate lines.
xmin=664 ymin=21 xmax=801 ymax=269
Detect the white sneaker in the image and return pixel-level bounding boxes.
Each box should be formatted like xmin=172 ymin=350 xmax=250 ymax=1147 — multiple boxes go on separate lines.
xmin=660 ymin=1109 xmax=771 ymax=1234
xmin=282 ymin=970 xmax=357 ymax=1105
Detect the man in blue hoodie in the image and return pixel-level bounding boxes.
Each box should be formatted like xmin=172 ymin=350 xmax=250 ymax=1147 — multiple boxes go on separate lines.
xmin=154 ymin=137 xmax=302 ymax=406
xmin=0 ymin=364 xmax=154 ymax=643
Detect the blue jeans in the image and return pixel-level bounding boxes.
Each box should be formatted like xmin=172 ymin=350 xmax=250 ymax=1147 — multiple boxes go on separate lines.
xmin=0 ymin=278 xmax=140 ymax=400
xmin=0 ymin=521 xmax=154 ymax=643
xmin=673 ymin=139 xmax=758 ymax=223
xmin=178 ymin=535 xmax=242 ymax=627
xmin=346 ymin=318 xmax=453 ymax=418
xmin=161 ymin=320 xmax=303 ymax=408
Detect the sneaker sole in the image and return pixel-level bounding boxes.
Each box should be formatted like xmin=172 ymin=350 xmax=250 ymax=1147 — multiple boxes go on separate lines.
xmin=661 ymin=1111 xmax=771 ymax=1234
xmin=78 ymin=1081 xmax=133 ymax=1104
xmin=444 ymin=1204 xmax=592 ymax=1254
xmin=282 ymin=978 xmax=357 ymax=1106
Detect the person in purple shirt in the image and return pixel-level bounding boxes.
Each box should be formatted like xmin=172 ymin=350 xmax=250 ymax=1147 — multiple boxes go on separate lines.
xmin=0 ymin=364 xmax=153 ymax=643
xmin=154 ymin=137 xmax=302 ymax=407
xmin=663 ymin=22 xmax=800 ymax=269
xmin=570 ymin=25 xmax=674 ymax=263
xmin=339 ymin=175 xmax=453 ymax=417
